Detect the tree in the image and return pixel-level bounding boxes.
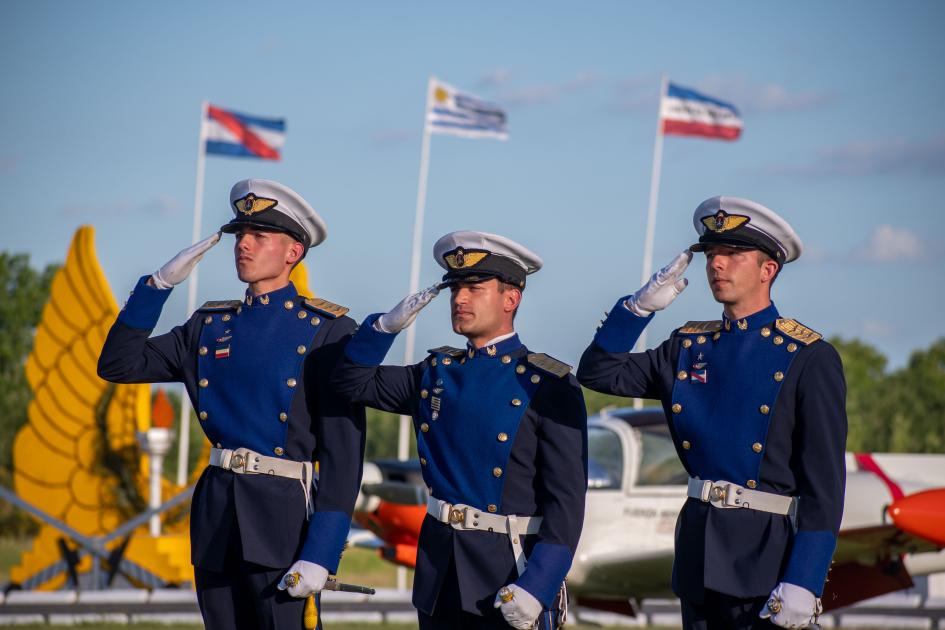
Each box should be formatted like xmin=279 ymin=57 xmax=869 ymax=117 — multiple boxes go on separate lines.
xmin=0 ymin=253 xmax=59 ymax=533
xmin=830 ymin=336 xmax=889 ymax=452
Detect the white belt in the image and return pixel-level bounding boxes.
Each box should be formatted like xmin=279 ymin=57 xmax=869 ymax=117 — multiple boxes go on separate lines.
xmin=210 ymin=447 xmax=315 ymax=518
xmin=426 ymin=497 xmax=542 ymax=576
xmin=688 ymin=477 xmax=796 ymax=519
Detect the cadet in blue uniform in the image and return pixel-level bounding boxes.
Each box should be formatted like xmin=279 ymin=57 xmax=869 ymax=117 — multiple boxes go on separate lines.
xmin=98 ymin=179 xmax=366 ymax=629
xmin=577 ymin=197 xmax=847 ymax=630
xmin=331 ymin=231 xmax=587 ymax=630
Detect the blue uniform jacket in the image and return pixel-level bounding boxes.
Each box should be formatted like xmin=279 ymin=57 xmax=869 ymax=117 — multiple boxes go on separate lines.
xmin=97 ymin=277 xmax=366 ymax=574
xmin=331 ymin=314 xmax=588 ymax=616
xmin=577 ymin=301 xmax=846 ymax=602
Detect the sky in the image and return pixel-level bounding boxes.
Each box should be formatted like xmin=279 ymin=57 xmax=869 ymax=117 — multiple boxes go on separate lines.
xmin=3 ymin=1 xmax=944 ymax=372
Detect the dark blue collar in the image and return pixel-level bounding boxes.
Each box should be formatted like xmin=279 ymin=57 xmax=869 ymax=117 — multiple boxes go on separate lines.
xmin=466 ymin=333 xmax=523 ymax=359
xmin=722 ymin=302 xmax=780 ymax=333
xmin=243 ymin=281 xmax=298 ymax=309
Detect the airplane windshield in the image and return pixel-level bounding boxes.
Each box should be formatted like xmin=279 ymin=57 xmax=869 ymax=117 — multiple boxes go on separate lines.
xmin=636 ymin=425 xmax=688 ymax=486
xmin=588 ymin=426 xmax=623 ymax=489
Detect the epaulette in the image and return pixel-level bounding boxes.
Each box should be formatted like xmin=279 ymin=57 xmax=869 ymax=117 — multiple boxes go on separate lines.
xmin=526 ymin=353 xmax=572 ymax=378
xmin=198 ymin=300 xmax=242 ymax=312
xmin=427 ymin=346 xmax=466 ymax=358
xmin=302 ymin=297 xmax=349 ymax=319
xmin=775 ymin=319 xmax=822 ymax=346
xmin=676 ymin=320 xmax=723 ymax=334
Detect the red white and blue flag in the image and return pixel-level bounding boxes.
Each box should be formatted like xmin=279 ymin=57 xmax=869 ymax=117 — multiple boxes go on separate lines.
xmin=204 ymin=105 xmax=286 ymax=160
xmin=661 ymin=83 xmax=741 ymax=141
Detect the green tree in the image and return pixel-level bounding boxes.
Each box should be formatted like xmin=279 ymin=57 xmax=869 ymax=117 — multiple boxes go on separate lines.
xmin=830 ymin=336 xmax=889 ymax=452
xmin=0 ymin=253 xmax=59 ymax=533
xmin=881 ymin=339 xmax=945 ymax=454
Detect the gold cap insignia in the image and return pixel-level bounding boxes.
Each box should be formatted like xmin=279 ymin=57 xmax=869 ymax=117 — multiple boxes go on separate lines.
xmin=444 ymin=248 xmax=488 ymax=270
xmin=702 ymin=210 xmax=750 ymax=234
xmin=234 ymin=193 xmax=278 ymax=216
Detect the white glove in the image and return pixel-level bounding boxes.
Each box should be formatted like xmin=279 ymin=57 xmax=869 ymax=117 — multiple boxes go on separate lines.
xmin=374 ymin=283 xmax=441 ymax=333
xmin=277 ymin=560 xmax=329 ymax=598
xmin=150 ymin=232 xmax=222 ymax=290
xmin=759 ymin=582 xmax=821 ymax=629
xmin=625 ymin=250 xmax=692 ymax=316
xmin=493 ymin=584 xmax=543 ymax=630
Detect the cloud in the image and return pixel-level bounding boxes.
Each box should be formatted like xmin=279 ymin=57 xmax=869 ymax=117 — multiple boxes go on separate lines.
xmin=61 ymin=194 xmax=182 ymax=217
xmin=608 ymin=74 xmax=661 ymax=113
xmin=860 ymin=319 xmax=895 ymax=337
xmin=760 ymin=134 xmax=945 ymax=178
xmin=852 ymin=225 xmax=929 ymax=263
xmin=696 ymin=75 xmax=835 ymax=113
xmin=477 ymin=68 xmax=514 ymax=89
xmin=371 ymin=128 xmax=414 ymax=147
xmin=562 ymin=71 xmax=603 ymax=92
xmin=496 ymin=71 xmax=602 ymax=107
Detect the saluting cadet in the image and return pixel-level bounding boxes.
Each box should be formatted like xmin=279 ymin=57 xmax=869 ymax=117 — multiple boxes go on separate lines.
xmin=98 ymin=179 xmax=366 ymax=630
xmin=577 ymin=197 xmax=847 ymax=630
xmin=331 ymin=231 xmax=587 ymax=630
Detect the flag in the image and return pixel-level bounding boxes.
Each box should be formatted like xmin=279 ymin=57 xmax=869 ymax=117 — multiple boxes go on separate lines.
xmin=426 ymin=78 xmax=508 ymax=140
xmin=204 ymin=105 xmax=286 ymax=160
xmin=661 ymin=83 xmax=742 ymax=141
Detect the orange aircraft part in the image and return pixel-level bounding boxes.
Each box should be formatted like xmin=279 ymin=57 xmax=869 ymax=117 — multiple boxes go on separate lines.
xmin=353 ymin=500 xmax=425 ymax=568
xmin=887 ymin=488 xmax=945 ymax=547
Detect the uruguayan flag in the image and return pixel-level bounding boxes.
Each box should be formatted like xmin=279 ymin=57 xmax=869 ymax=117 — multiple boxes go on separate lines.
xmin=426 ymin=78 xmax=508 ymax=140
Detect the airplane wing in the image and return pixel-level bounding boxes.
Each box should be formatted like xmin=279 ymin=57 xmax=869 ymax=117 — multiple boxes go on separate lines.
xmin=570 ymin=547 xmax=675 ymax=612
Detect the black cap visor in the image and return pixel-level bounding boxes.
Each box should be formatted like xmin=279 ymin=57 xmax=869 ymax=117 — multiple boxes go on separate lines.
xmin=690 ymin=227 xmax=785 ymax=264
xmin=220 ymin=210 xmax=309 ymax=249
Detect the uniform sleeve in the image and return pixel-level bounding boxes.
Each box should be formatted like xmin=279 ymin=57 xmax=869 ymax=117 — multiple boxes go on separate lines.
xmin=299 ymin=317 xmax=368 ymax=572
xmin=781 ymin=341 xmax=848 ymax=596
xmin=577 ymin=296 xmax=672 ymax=399
xmin=97 ymin=275 xmax=192 ymax=383
xmin=513 ymin=376 xmax=588 ymax=607
xmin=329 ymin=313 xmax=421 ymax=416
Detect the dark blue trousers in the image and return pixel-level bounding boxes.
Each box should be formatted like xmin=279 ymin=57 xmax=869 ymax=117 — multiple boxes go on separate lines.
xmin=680 ymin=590 xmax=778 ymax=630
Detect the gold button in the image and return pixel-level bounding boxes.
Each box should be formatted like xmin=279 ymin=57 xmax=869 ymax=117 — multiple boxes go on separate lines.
xmin=501 ymin=355 xmax=511 ymax=364
xmin=297 ymin=345 xmax=307 ymax=355
xmin=759 ymin=404 xmax=770 ymax=414
xmin=761 ymin=327 xmax=771 ymax=337
xmin=199 ymin=411 xmax=208 ymax=420
xmin=682 ymin=339 xmax=692 ymax=348
xmin=279 ymin=412 xmax=288 ymax=422
xmin=487 ymin=504 xmax=497 ymax=513
xmin=493 ymin=467 xmax=503 ymax=477
xmin=199 ymin=378 xmax=209 ymax=388
xmin=420 ymin=389 xmax=429 ymax=399
xmin=310 ymin=317 xmax=320 ymax=326
xmin=752 ymin=442 xmax=763 ymax=453
xmin=530 ymin=374 xmax=541 ymax=384
xmin=672 ymin=403 xmax=682 ymax=414
xmin=497 ymin=432 xmax=508 ymax=442
xmin=787 ymin=343 xmax=798 ymax=353
xmin=677 ymin=370 xmax=688 ymax=380
xmin=682 ymin=440 xmax=691 ymax=450
xmin=222 ymin=314 xmax=231 ymax=322
xmin=696 ymin=335 xmax=707 ymax=344
xmin=420 ymin=423 xmax=430 ymax=433
xmin=773 ymin=335 xmax=784 ymax=345
xmin=298 ymin=311 xmax=307 ymax=319
xmin=511 ymin=398 xmax=522 ymax=407
xmin=287 ymin=378 xmax=297 ymax=388
xmin=284 ymin=301 xmax=294 ymax=310
xmin=274 ymin=447 xmax=284 ymax=456
xmin=204 ymin=316 xmax=213 ymax=324
xmin=774 ymin=371 xmax=784 ymax=382
xmin=431 ymin=358 xmax=437 ymax=367
xmin=746 ymin=480 xmax=757 ymax=489
xmin=199 ymin=346 xmax=208 ymax=356
xmin=516 ymin=365 xmax=526 ymax=374
xmin=713 ymin=332 xmax=721 ymax=341
xmin=420 ymin=457 xmax=427 ymax=466
xmin=442 ymin=357 xmax=452 ymax=365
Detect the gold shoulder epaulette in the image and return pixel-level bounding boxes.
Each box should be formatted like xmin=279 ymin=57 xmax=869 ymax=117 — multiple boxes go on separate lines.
xmin=427 ymin=346 xmax=466 ymax=358
xmin=676 ymin=320 xmax=723 ymax=334
xmin=775 ymin=319 xmax=822 ymax=346
xmin=198 ymin=300 xmax=242 ymax=312
xmin=526 ymin=353 xmax=572 ymax=378
xmin=303 ymin=297 xmax=349 ymax=319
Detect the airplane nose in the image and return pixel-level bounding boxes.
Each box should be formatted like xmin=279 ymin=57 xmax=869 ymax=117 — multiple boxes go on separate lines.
xmin=887 ymin=488 xmax=945 ymax=546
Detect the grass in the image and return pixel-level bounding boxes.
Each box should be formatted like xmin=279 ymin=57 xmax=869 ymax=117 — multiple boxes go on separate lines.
xmin=0 ymin=536 xmax=31 ymax=585
xmin=337 ymin=547 xmax=412 ymax=589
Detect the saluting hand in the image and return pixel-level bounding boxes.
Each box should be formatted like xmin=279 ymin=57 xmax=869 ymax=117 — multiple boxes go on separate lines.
xmin=493 ymin=584 xmax=543 ymax=629
xmin=625 ymin=250 xmax=692 ymax=316
xmin=374 ymin=283 xmax=442 ymax=333
xmin=150 ymin=232 xmax=222 ymax=290
xmin=759 ymin=582 xmax=821 ymax=629
xmin=278 ymin=560 xmax=330 ymax=598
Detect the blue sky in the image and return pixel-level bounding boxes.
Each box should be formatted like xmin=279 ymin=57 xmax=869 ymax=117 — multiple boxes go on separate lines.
xmin=3 ymin=1 xmax=943 ymax=370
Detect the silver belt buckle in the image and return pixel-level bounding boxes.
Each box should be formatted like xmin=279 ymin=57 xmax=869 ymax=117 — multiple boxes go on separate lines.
xmin=708 ymin=482 xmax=733 ymax=506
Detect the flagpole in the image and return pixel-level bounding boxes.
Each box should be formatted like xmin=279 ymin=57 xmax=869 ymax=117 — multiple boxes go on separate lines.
xmin=633 ymin=75 xmax=668 ymax=410
xmin=176 ymin=100 xmax=208 ymax=486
